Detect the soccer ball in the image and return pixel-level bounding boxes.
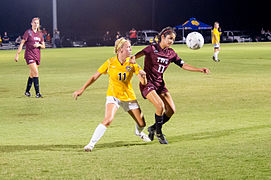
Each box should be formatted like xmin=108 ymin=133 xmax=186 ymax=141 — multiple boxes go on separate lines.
xmin=186 ymin=32 xmax=204 ymax=50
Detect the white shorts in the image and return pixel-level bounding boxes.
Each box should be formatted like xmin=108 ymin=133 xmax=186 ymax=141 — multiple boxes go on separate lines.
xmin=213 ymin=43 xmax=220 ymax=48
xmin=106 ymin=96 xmax=140 ymax=112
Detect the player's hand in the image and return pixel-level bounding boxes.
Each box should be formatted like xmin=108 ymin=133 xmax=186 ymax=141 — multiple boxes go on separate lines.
xmin=73 ymin=89 xmax=84 ymax=100
xmin=201 ymin=68 xmax=210 ymax=74
xmin=138 ymin=70 xmax=147 ymax=85
xmin=33 ymin=43 xmax=40 ymax=48
xmin=138 ymin=70 xmax=146 ymax=77
xmin=14 ymin=53 xmax=19 ymax=62
xmin=129 ymin=56 xmax=136 ymax=64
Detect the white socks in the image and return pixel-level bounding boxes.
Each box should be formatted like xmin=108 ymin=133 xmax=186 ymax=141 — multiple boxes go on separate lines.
xmin=135 ymin=123 xmax=144 ymax=135
xmin=88 ymin=123 xmax=145 ymax=148
xmin=214 ymin=51 xmax=219 ymax=60
xmin=88 ymin=123 xmax=107 ymax=147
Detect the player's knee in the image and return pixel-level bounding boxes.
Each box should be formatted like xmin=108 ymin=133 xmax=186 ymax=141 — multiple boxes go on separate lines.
xmin=31 ymin=71 xmax=39 ymax=77
xmin=156 ymin=103 xmax=165 ymax=115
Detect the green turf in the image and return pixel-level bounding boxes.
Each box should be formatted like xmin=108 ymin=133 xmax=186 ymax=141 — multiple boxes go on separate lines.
xmin=0 ymin=43 xmax=271 ymax=179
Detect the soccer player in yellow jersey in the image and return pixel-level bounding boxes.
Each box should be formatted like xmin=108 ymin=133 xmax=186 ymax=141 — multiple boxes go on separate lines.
xmin=212 ymin=22 xmax=221 ymax=62
xmin=73 ymin=38 xmax=151 ymax=152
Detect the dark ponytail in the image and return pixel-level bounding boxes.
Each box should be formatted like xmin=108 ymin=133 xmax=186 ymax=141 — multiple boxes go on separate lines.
xmin=156 ymin=26 xmax=176 ymax=42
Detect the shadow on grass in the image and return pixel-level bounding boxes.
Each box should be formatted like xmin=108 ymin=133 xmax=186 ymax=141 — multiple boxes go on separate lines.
xmin=168 ymin=124 xmax=271 ymax=143
xmin=1 ymin=124 xmax=270 ymax=153
xmin=0 ymin=88 xmax=9 ymax=92
xmin=45 ymin=91 xmax=74 ymax=96
xmin=0 ymin=141 xmax=152 ymax=153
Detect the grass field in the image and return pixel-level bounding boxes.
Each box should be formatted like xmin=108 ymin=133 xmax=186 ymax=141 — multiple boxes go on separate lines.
xmin=0 ymin=42 xmax=271 ymax=179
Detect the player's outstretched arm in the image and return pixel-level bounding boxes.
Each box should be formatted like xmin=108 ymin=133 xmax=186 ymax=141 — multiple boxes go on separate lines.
xmin=137 ymin=70 xmax=147 ymax=85
xmin=129 ymin=51 xmax=145 ymax=64
xmin=135 ymin=51 xmax=145 ymax=59
xmin=182 ymin=64 xmax=210 ymax=74
xmin=15 ymin=40 xmax=26 ymax=62
xmin=73 ymin=71 xmax=102 ymax=100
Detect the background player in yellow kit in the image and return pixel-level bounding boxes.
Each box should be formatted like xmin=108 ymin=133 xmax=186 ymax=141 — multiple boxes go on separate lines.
xmin=73 ymin=38 xmax=150 ymax=152
xmin=212 ymin=22 xmax=221 ymax=62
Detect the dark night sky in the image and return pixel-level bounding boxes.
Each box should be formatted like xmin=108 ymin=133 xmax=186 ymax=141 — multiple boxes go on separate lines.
xmin=0 ymin=0 xmax=269 ymax=40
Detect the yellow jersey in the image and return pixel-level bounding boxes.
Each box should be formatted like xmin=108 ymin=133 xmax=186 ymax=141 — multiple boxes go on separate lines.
xmin=97 ymin=56 xmax=142 ymax=101
xmin=212 ymin=28 xmax=220 ymax=44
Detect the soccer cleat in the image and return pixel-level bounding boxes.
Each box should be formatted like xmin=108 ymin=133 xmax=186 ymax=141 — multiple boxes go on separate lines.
xmin=212 ymin=56 xmax=220 ymax=62
xmin=135 ymin=132 xmax=151 ymax=142
xmin=147 ymin=126 xmax=156 ymax=141
xmin=36 ymin=93 xmax=43 ymax=98
xmin=156 ymin=133 xmax=168 ymax=144
xmin=84 ymin=144 xmax=94 ymax=152
xmin=25 ymin=92 xmax=31 ymax=97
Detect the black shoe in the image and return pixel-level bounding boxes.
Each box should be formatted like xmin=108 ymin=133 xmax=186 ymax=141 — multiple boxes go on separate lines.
xmin=36 ymin=93 xmax=43 ymax=98
xmin=212 ymin=56 xmax=220 ymax=62
xmin=156 ymin=133 xmax=168 ymax=144
xmin=147 ymin=126 xmax=155 ymax=141
xmin=25 ymin=92 xmax=31 ymax=97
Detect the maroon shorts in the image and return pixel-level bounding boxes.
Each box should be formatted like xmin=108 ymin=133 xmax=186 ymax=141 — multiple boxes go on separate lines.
xmin=25 ymin=59 xmax=40 ymax=65
xmin=139 ymin=81 xmax=168 ymax=99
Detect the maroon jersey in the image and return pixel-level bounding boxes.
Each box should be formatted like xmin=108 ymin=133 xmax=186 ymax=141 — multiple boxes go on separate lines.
xmin=138 ymin=44 xmax=184 ymax=98
xmin=23 ymin=29 xmax=44 ymax=64
xmin=141 ymin=44 xmax=183 ymax=86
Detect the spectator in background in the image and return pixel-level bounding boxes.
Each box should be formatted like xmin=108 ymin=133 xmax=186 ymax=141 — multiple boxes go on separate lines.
xmin=265 ymin=29 xmax=271 ymax=41
xmin=261 ymin=28 xmax=265 ymax=35
xmin=46 ymin=33 xmax=51 ymax=43
xmin=103 ymin=31 xmax=111 ymax=46
xmin=2 ymin=32 xmax=10 ymax=43
xmin=129 ymin=28 xmax=137 ymax=45
xmin=15 ymin=35 xmax=22 ymax=46
xmin=218 ymin=27 xmax=222 ymax=36
xmin=115 ymin=31 xmax=122 ymax=40
xmin=0 ymin=36 xmax=2 ymax=47
xmin=265 ymin=29 xmax=271 ymax=36
xmin=53 ymin=29 xmax=61 ymax=48
xmin=42 ymin=28 xmax=47 ymax=40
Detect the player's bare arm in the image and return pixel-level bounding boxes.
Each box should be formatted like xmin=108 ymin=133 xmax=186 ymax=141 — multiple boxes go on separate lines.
xmin=135 ymin=51 xmax=145 ymax=59
xmin=73 ymin=71 xmax=102 ymax=100
xmin=15 ymin=39 xmax=26 ymax=62
xmin=182 ymin=64 xmax=209 ymax=74
xmin=129 ymin=51 xmax=145 ymax=64
xmin=137 ymin=70 xmax=147 ymax=85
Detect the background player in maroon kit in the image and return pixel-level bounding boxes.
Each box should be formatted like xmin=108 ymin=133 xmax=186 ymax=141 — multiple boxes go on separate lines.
xmin=134 ymin=27 xmax=210 ymax=144
xmin=15 ymin=17 xmax=45 ymax=98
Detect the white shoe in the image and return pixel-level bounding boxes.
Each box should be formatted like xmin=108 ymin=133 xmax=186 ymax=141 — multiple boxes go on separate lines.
xmin=84 ymin=144 xmax=94 ymax=152
xmin=136 ymin=132 xmax=151 ymax=142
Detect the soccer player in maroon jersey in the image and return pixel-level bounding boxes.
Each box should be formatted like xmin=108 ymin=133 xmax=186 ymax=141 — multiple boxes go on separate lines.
xmin=134 ymin=27 xmax=210 ymax=144
xmin=15 ymin=17 xmax=45 ymax=98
